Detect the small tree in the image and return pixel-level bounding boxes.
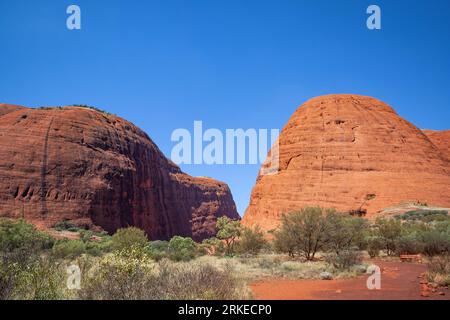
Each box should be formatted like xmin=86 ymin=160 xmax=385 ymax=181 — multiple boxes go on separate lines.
xmin=216 ymin=216 xmax=241 ymax=255
xmin=365 ymin=235 xmax=383 ymax=258
xmin=168 ymin=236 xmax=196 ymax=261
xmin=374 ymin=218 xmax=402 ymax=256
xmin=237 ymin=226 xmax=267 ymax=255
xmin=324 ymin=213 xmax=368 ymax=254
xmin=274 ymin=207 xmax=330 ymax=261
xmin=111 ymin=227 xmax=149 ymax=252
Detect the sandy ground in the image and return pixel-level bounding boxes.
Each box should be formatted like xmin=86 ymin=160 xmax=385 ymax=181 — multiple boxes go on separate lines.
xmin=250 ymin=260 xmax=450 ymax=300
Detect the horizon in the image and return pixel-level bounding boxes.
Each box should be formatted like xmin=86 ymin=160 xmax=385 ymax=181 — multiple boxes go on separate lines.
xmin=1 ymin=0 xmax=450 ymax=215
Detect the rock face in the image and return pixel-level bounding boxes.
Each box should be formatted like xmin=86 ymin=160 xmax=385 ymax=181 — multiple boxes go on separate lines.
xmin=0 ymin=104 xmax=238 ymax=241
xmin=242 ymin=94 xmax=450 ymax=231
xmin=423 ymin=130 xmax=450 ymax=160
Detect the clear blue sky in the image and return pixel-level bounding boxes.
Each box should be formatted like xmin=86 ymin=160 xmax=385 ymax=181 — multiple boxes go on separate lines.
xmin=1 ymin=0 xmax=449 ymax=215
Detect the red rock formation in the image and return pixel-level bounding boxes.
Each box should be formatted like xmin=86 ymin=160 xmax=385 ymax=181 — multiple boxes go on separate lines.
xmin=0 ymin=103 xmax=25 ymax=116
xmin=0 ymin=105 xmax=238 ymax=241
xmin=243 ymin=94 xmax=450 ymax=231
xmin=423 ymin=130 xmax=450 ymax=161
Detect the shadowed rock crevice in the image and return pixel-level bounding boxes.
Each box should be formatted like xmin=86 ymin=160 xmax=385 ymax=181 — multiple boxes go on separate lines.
xmin=39 ymin=117 xmax=54 ymax=218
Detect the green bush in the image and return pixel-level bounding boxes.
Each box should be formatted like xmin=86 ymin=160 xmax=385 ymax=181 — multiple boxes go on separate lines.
xmin=147 ymin=240 xmax=169 ymax=261
xmin=78 ymin=252 xmax=249 ymax=300
xmin=111 ymin=227 xmax=149 ymax=252
xmin=0 ymin=219 xmax=54 ymax=252
xmin=365 ymin=236 xmax=383 ymax=258
xmin=274 ymin=207 xmax=331 ymax=260
xmin=324 ymin=213 xmax=368 ymax=253
xmin=216 ymin=217 xmax=242 ymax=255
xmin=168 ymin=236 xmax=196 ymax=261
xmin=15 ymin=256 xmax=66 ymax=300
xmin=395 ymin=210 xmax=449 ymax=222
xmin=52 ymin=240 xmax=86 ymax=259
xmin=53 ymin=220 xmax=79 ymax=232
xmin=0 ymin=219 xmax=61 ymax=300
xmin=237 ymin=226 xmax=267 ymax=255
xmin=78 ymin=248 xmax=158 ymax=300
xmin=325 ymin=248 xmax=362 ymax=270
xmin=420 ymin=230 xmax=450 ymax=256
xmin=395 ymin=233 xmax=425 ymax=255
xmin=373 ymin=218 xmax=402 ymax=256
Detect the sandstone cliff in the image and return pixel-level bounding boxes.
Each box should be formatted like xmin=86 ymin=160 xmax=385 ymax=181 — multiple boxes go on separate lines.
xmin=423 ymin=130 xmax=450 ymax=161
xmin=243 ymin=94 xmax=450 ymax=231
xmin=0 ymin=104 xmax=238 ymax=241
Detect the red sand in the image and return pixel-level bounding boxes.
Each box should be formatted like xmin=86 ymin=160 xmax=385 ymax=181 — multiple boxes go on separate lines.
xmin=250 ymin=260 xmax=450 ymax=300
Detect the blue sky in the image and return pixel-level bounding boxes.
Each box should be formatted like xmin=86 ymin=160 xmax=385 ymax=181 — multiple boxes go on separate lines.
xmin=1 ymin=0 xmax=449 ymax=215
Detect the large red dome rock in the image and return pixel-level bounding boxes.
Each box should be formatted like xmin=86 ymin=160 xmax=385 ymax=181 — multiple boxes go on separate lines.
xmin=423 ymin=130 xmax=450 ymax=161
xmin=0 ymin=104 xmax=239 ymax=241
xmin=242 ymin=94 xmax=450 ymax=231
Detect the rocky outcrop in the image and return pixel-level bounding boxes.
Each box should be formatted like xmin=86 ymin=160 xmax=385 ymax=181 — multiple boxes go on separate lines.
xmin=0 ymin=104 xmax=238 ymax=241
xmin=423 ymin=130 xmax=450 ymax=161
xmin=243 ymin=94 xmax=450 ymax=231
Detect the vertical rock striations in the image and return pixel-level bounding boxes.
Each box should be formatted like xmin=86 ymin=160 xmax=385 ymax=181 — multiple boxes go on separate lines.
xmin=243 ymin=95 xmax=450 ymax=231
xmin=0 ymin=104 xmax=239 ymax=241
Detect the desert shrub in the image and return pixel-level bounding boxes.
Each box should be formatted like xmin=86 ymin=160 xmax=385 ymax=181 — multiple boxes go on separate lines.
xmin=53 ymin=220 xmax=80 ymax=232
xmin=395 ymin=210 xmax=448 ymax=222
xmin=70 ymin=104 xmax=112 ymax=115
xmin=52 ymin=240 xmax=86 ymax=259
xmin=111 ymin=227 xmax=149 ymax=252
xmin=79 ymin=229 xmax=93 ymax=243
xmin=237 ymin=226 xmax=267 ymax=255
xmin=365 ymin=235 xmax=383 ymax=258
xmin=0 ymin=219 xmax=62 ymax=300
xmin=78 ymin=249 xmax=248 ymax=300
xmin=273 ymin=225 xmax=297 ymax=258
xmin=168 ymin=236 xmax=196 ymax=261
xmin=325 ymin=248 xmax=362 ymax=270
xmin=87 ymin=236 xmax=112 ymax=256
xmin=147 ymin=240 xmax=169 ymax=261
xmin=0 ymin=219 xmax=54 ymax=252
xmin=426 ymin=255 xmax=450 ymax=286
xmin=274 ymin=207 xmax=330 ymax=260
xmin=15 ymin=256 xmax=66 ymax=300
xmin=324 ymin=213 xmax=368 ymax=253
xmin=216 ymin=217 xmax=242 ymax=255
xmin=373 ymin=218 xmax=402 ymax=256
xmin=78 ymin=247 xmax=158 ymax=300
xmin=157 ymin=260 xmax=250 ymax=300
xmin=395 ymin=233 xmax=425 ymax=255
xmin=200 ymin=237 xmax=225 ymax=256
xmin=420 ymin=230 xmax=450 ymax=256
xmin=257 ymin=256 xmax=282 ymax=269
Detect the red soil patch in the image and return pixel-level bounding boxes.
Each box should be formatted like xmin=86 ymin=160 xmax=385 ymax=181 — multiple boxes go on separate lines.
xmin=250 ymin=260 xmax=450 ymax=300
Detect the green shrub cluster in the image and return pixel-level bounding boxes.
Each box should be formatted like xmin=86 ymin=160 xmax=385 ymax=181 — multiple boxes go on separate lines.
xmin=0 ymin=219 xmax=64 ymax=299
xmin=394 ymin=210 xmax=449 ymax=222
xmin=273 ymin=208 xmax=367 ymax=269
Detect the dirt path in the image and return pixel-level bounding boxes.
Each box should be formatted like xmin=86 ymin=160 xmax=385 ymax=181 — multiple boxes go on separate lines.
xmin=250 ymin=260 xmax=450 ymax=300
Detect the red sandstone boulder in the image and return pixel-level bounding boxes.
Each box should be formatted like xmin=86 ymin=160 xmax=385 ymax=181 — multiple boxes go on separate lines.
xmin=0 ymin=104 xmax=238 ymax=241
xmin=243 ymin=94 xmax=450 ymax=231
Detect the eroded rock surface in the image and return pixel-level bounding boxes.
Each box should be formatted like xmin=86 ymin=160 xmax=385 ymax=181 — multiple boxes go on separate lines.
xmin=243 ymin=94 xmax=450 ymax=231
xmin=0 ymin=104 xmax=238 ymax=240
